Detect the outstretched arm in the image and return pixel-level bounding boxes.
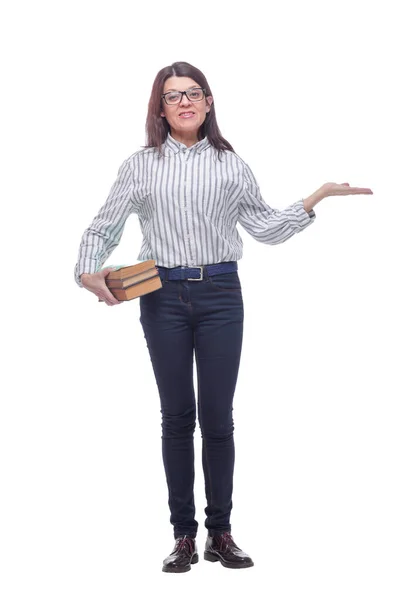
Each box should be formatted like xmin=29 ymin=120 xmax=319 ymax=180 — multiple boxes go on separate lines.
xmin=237 ymin=162 xmax=316 ymax=245
xmin=237 ymin=162 xmax=373 ymax=245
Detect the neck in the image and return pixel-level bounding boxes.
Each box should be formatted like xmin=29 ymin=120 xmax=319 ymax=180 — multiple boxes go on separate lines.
xmin=169 ymin=129 xmax=201 ymax=148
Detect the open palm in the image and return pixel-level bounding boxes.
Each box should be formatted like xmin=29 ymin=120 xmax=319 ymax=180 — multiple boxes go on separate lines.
xmin=322 ymin=182 xmax=373 ymax=197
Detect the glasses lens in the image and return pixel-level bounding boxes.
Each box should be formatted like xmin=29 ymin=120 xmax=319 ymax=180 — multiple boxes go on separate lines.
xmin=187 ymin=88 xmax=204 ymax=101
xmin=164 ymin=92 xmax=181 ymax=104
xmin=164 ymin=88 xmax=204 ymax=104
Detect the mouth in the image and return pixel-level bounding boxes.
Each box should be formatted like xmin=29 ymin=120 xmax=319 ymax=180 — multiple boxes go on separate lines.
xmin=179 ymin=111 xmax=195 ymax=118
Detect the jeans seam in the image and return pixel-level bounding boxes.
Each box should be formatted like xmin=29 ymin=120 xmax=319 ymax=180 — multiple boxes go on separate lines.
xmin=207 ymin=282 xmax=242 ymax=292
xmin=207 ymin=272 xmax=241 ymax=292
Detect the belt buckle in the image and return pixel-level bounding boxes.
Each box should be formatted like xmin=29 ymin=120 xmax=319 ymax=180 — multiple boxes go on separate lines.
xmin=187 ymin=266 xmax=203 ymax=281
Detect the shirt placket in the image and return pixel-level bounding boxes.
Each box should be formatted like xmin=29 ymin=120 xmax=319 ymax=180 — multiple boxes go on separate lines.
xmin=181 ymin=148 xmax=195 ymax=266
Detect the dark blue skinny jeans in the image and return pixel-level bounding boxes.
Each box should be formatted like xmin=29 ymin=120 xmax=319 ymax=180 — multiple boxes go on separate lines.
xmin=139 ymin=265 xmax=244 ymax=539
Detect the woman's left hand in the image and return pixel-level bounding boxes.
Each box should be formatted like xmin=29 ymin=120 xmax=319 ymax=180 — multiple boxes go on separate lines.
xmin=303 ymin=182 xmax=373 ymax=212
xmin=321 ymin=182 xmax=373 ymax=197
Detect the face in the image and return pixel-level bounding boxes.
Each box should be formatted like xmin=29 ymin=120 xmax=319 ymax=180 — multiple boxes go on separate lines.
xmin=160 ymin=76 xmax=213 ymax=137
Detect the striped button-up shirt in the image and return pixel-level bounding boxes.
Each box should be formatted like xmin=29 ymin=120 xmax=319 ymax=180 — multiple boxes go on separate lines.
xmin=74 ymin=132 xmax=316 ymax=287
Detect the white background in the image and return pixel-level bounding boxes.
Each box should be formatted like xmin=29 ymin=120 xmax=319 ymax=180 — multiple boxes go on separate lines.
xmin=1 ymin=0 xmax=399 ymax=598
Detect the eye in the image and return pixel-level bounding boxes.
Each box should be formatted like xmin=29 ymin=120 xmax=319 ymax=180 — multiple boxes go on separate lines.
xmin=188 ymin=90 xmax=201 ymax=99
xmin=166 ymin=92 xmax=180 ymax=103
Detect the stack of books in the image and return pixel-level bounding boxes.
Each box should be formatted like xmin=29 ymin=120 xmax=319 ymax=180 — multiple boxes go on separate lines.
xmin=98 ymin=259 xmax=162 ymax=302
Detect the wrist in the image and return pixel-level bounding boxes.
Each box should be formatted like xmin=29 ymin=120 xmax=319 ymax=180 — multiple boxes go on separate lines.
xmin=303 ymin=187 xmax=325 ymax=213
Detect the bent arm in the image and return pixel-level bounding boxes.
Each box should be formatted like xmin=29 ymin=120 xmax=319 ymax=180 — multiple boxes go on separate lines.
xmin=237 ymin=162 xmax=316 ymax=245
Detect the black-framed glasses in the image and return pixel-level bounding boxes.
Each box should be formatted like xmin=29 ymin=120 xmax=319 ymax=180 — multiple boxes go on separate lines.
xmin=161 ymin=87 xmax=206 ymax=105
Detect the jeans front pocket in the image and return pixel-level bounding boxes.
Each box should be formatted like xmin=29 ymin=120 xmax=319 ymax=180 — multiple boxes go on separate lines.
xmin=207 ymin=271 xmax=242 ymax=292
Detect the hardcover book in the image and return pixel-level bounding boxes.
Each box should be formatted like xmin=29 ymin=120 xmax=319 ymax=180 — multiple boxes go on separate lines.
xmin=98 ymin=260 xmax=162 ymax=302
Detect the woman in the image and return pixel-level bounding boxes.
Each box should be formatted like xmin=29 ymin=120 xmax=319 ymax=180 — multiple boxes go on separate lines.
xmin=74 ymin=61 xmax=373 ymax=573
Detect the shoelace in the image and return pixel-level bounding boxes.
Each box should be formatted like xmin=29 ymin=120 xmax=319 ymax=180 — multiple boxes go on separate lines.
xmin=175 ymin=536 xmax=195 ymax=555
xmin=216 ymin=532 xmax=239 ymax=552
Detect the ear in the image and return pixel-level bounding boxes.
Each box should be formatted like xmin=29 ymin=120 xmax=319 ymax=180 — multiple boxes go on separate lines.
xmin=160 ymin=112 xmax=165 ymax=117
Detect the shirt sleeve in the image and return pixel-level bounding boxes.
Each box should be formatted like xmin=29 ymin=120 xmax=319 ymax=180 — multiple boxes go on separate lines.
xmin=237 ymin=162 xmax=316 ymax=245
xmin=74 ymin=157 xmax=136 ymax=287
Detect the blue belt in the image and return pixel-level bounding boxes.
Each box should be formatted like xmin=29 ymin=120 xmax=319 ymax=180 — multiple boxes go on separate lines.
xmin=156 ymin=261 xmax=238 ymax=281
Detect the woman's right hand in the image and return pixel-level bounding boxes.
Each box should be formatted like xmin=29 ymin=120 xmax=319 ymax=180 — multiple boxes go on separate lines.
xmin=81 ymin=268 xmax=123 ymax=306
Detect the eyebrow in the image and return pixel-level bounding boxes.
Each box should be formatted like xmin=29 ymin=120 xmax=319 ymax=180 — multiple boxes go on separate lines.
xmin=164 ymin=86 xmax=199 ymax=93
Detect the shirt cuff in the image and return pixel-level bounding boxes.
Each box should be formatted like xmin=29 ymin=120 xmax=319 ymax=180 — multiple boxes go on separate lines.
xmin=292 ymin=199 xmax=316 ymax=230
xmin=75 ymin=260 xmax=98 ymax=288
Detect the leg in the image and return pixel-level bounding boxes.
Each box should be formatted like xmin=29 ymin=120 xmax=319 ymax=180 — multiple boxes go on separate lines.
xmin=140 ymin=282 xmax=198 ymax=538
xmin=193 ymin=282 xmax=244 ymax=535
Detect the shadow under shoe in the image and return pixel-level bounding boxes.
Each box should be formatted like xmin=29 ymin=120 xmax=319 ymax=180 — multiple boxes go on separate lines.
xmin=162 ymin=535 xmax=199 ymax=573
xmin=204 ymin=532 xmax=254 ymax=569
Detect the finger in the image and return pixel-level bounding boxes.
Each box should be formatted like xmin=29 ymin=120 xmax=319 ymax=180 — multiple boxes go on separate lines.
xmin=98 ymin=294 xmax=121 ymax=305
xmin=98 ymin=294 xmax=115 ymax=303
xmin=108 ymin=294 xmax=122 ymax=305
xmin=108 ymin=292 xmax=121 ymax=304
xmin=101 ymin=288 xmax=117 ymax=303
xmin=336 ymin=186 xmax=373 ymax=194
xmin=348 ymin=187 xmax=373 ymax=194
xmin=104 ymin=297 xmax=120 ymax=305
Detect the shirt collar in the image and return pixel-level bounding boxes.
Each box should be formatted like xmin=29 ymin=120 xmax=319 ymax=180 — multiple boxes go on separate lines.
xmin=163 ymin=132 xmax=211 ymax=155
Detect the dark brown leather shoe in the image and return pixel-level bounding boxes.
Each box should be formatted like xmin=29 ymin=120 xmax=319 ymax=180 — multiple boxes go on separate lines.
xmin=204 ymin=532 xmax=254 ymax=569
xmin=162 ymin=535 xmax=199 ymax=573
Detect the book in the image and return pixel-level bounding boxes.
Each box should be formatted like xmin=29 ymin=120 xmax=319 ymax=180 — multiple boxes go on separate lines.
xmin=105 ymin=274 xmax=162 ymax=301
xmin=98 ymin=260 xmax=162 ymax=302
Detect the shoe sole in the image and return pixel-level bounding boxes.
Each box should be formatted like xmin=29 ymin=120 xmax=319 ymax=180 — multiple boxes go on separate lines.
xmin=162 ymin=553 xmax=199 ymax=573
xmin=204 ymin=551 xmax=254 ymax=569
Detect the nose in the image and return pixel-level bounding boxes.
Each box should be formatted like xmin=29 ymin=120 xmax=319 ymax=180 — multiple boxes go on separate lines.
xmin=180 ymin=92 xmax=192 ymax=105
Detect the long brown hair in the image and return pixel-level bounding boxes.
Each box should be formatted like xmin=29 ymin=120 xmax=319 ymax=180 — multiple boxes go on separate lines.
xmin=142 ymin=61 xmax=235 ymax=160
